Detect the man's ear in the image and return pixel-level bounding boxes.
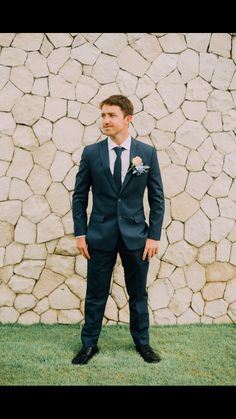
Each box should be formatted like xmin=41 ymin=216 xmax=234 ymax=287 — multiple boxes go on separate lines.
xmin=126 ymin=115 xmax=132 ymax=124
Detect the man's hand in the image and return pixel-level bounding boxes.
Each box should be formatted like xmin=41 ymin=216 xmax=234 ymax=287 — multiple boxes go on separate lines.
xmin=76 ymin=237 xmax=90 ymax=260
xmin=142 ymin=238 xmax=158 ymax=262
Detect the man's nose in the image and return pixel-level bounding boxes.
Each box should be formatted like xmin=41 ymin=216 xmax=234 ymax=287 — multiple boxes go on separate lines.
xmin=103 ymin=116 xmax=110 ymax=124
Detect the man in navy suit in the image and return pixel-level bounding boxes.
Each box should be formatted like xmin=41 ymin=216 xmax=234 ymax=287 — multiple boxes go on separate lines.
xmin=72 ymin=95 xmax=165 ymax=365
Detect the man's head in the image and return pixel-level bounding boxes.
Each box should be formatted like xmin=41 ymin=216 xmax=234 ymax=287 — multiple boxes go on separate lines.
xmin=100 ymin=95 xmax=134 ymax=117
xmin=100 ymin=95 xmax=133 ymax=139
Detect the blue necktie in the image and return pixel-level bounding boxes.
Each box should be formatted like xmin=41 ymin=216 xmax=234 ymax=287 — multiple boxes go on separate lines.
xmin=113 ymin=147 xmax=124 ymax=192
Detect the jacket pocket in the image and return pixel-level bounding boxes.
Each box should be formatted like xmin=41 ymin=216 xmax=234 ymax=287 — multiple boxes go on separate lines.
xmin=134 ymin=213 xmax=146 ymax=223
xmin=90 ymin=214 xmax=105 ymax=222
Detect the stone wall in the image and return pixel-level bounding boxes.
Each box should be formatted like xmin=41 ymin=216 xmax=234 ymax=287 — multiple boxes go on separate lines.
xmin=0 ymin=33 xmax=236 ymax=325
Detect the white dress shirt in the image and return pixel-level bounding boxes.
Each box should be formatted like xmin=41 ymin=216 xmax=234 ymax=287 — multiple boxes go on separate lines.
xmin=107 ymin=135 xmax=131 ymax=182
xmin=76 ymin=135 xmax=131 ymax=238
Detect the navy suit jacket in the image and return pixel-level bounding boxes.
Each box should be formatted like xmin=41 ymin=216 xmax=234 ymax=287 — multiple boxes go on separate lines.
xmin=72 ymin=137 xmax=165 ymax=251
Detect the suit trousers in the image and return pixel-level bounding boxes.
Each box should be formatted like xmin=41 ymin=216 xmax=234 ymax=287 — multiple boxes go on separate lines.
xmin=81 ymin=231 xmax=150 ymax=347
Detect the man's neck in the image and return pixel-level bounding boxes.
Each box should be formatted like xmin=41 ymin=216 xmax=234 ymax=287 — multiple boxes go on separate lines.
xmin=110 ymin=130 xmax=130 ymax=146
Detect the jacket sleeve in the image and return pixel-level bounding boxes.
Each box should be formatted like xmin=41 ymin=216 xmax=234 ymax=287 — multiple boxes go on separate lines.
xmin=147 ymin=148 xmax=165 ymax=240
xmin=72 ymin=147 xmax=91 ymax=237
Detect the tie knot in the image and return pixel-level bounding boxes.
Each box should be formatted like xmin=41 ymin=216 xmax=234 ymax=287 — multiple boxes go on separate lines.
xmin=114 ymin=147 xmax=124 ymax=157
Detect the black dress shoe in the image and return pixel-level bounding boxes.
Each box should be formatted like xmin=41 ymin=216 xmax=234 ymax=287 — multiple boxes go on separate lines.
xmin=136 ymin=344 xmax=161 ymax=363
xmin=72 ymin=346 xmax=99 ymax=365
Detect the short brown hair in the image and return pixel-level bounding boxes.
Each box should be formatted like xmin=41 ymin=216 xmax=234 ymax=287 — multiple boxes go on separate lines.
xmin=99 ymin=95 xmax=134 ymax=117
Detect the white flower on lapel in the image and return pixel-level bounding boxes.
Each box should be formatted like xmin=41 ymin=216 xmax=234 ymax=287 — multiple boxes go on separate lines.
xmin=132 ymin=156 xmax=142 ymax=166
xmin=128 ymin=156 xmax=150 ymax=176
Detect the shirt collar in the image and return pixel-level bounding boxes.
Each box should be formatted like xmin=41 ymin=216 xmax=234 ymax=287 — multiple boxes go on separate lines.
xmin=108 ymin=135 xmax=131 ymax=151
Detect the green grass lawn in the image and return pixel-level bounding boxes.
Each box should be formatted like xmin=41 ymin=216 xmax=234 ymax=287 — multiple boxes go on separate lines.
xmin=0 ymin=323 xmax=235 ymax=386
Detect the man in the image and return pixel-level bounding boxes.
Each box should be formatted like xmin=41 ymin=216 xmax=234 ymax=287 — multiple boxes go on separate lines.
xmin=72 ymin=95 xmax=165 ymax=365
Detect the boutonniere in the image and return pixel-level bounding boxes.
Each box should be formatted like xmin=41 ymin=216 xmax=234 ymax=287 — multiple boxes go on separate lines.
xmin=127 ymin=156 xmax=150 ymax=176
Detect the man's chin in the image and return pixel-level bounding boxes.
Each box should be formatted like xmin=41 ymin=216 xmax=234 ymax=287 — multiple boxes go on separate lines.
xmin=103 ymin=128 xmax=114 ymax=134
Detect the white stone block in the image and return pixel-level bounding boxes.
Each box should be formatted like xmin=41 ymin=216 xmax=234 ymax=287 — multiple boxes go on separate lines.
xmin=8 ymin=275 xmax=35 ymax=293
xmin=25 ymin=51 xmax=49 ymax=77
xmin=0 ymin=306 xmax=19 ymax=323
xmin=76 ymin=75 xmax=99 ymax=103
xmin=22 ymin=195 xmax=51 ymax=223
xmin=13 ymin=125 xmax=39 ymax=151
xmin=71 ymin=43 xmax=100 ymax=65
xmin=53 ymin=117 xmax=83 ymax=152
xmin=0 ymin=81 xmax=23 ymax=112
xmin=50 ymin=151 xmax=73 ymax=182
xmin=65 ymin=274 xmax=87 ymax=300
xmin=14 ymin=216 xmax=36 ymax=244
xmin=116 ymin=70 xmax=137 ymax=96
xmin=143 ymin=90 xmax=168 ymax=119
xmin=184 ymin=262 xmax=206 ymax=292
xmin=58 ymin=309 xmax=83 ymax=324
xmin=12 ymin=94 xmax=45 ymax=125
xmin=176 ymin=119 xmax=208 ymax=150
xmin=59 ymin=59 xmax=82 ymax=84
xmin=95 ymin=33 xmax=127 ymax=57
xmin=0 ymin=33 xmax=15 ymax=47
xmin=27 ymin=165 xmax=52 ymax=195
xmin=198 ymin=242 xmax=216 ymax=265
xmin=202 ymin=282 xmax=226 ymax=301
xmin=199 ymin=52 xmax=217 ymax=81
xmin=162 ymin=164 xmax=188 ymax=198
xmin=204 ymin=299 xmax=228 ymax=318
xmin=18 ymin=311 xmax=40 ymax=324
xmin=169 ymin=287 xmax=192 ymax=316
xmin=178 ymin=49 xmax=199 ymax=83
xmin=10 ymin=66 xmax=34 ymax=93
xmin=47 ymin=47 xmax=70 ymax=74
xmin=177 ymin=308 xmax=199 ymax=324
xmin=33 ymin=268 xmax=65 ymax=299
xmin=46 ymin=33 xmax=73 ymax=48
xmin=41 ymin=309 xmax=57 ymax=324
xmin=33 ymin=118 xmax=52 ymax=145
xmin=32 ymin=78 xmax=48 ymax=96
xmin=216 ymin=238 xmax=231 ymax=263
xmin=32 ymin=141 xmax=56 ymax=169
xmin=12 ymin=33 xmax=44 ymax=51
xmin=207 ymin=90 xmax=234 ymax=112
xmin=9 ymin=178 xmax=32 ymax=201
xmin=159 ymin=33 xmax=186 ymax=53
xmin=0 ymin=112 xmax=16 ymax=135
xmin=48 ymin=74 xmax=75 ymax=100
xmin=0 ymin=47 xmax=27 ymax=66
xmin=48 ymin=285 xmax=80 ymax=309
xmin=4 ymin=242 xmax=24 ymax=265
xmin=186 ymin=33 xmax=211 ymax=52
xmin=131 ymin=33 xmax=162 ymax=62
xmin=163 ymin=240 xmax=197 ymax=267
xmin=212 ymin=57 xmax=235 ymax=90
xmin=0 ymin=201 xmax=21 ymax=225
xmin=149 ymin=54 xmax=178 ymax=87
xmin=37 ymin=214 xmax=64 ymax=243
xmin=154 ymin=308 xmax=176 ymax=325
xmin=117 ymin=46 xmax=149 ymax=77
xmin=209 ymin=33 xmax=231 ymax=58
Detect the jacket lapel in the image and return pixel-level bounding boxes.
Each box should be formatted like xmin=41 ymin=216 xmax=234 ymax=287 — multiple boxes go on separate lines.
xmin=99 ymin=137 xmax=143 ymax=196
xmin=120 ymin=138 xmax=140 ymax=195
xmin=99 ymin=138 xmax=118 ymax=194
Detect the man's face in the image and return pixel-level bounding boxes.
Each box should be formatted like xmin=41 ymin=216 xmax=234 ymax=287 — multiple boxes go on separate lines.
xmin=101 ymin=104 xmax=132 ymax=137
